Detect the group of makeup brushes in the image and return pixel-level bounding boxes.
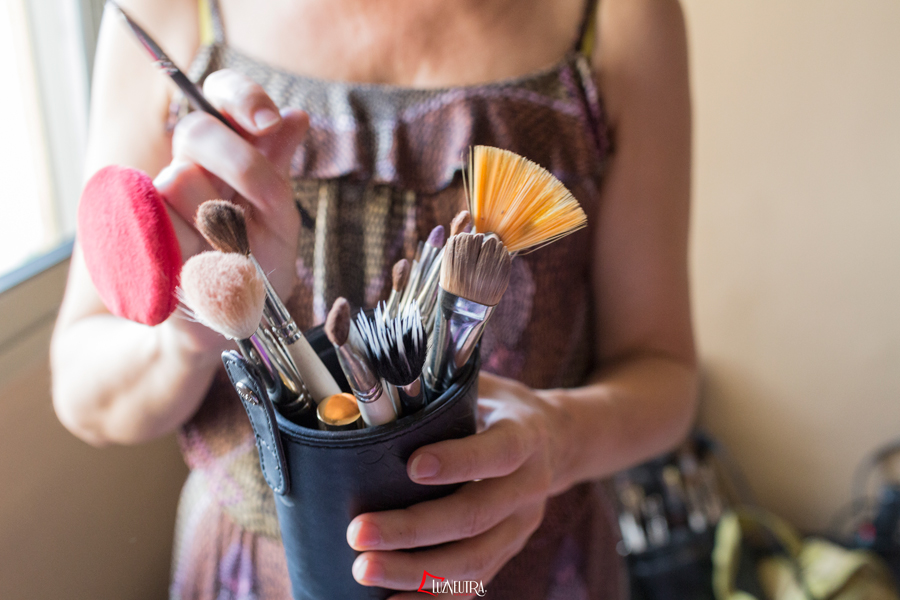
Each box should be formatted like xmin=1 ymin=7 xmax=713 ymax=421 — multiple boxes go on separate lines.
xmin=179 ymin=146 xmax=588 ymax=431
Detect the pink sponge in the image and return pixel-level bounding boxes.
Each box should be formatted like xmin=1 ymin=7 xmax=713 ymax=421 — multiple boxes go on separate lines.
xmin=78 ymin=165 xmax=181 ymax=326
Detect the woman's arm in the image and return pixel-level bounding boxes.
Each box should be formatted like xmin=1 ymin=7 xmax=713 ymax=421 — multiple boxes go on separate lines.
xmin=51 ymin=0 xmax=306 ymax=446
xmin=347 ymin=0 xmax=697 ymax=594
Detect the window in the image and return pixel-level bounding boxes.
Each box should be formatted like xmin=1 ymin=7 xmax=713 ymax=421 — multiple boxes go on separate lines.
xmin=0 ymin=0 xmax=101 ymax=281
xmin=0 ymin=0 xmax=101 ymax=370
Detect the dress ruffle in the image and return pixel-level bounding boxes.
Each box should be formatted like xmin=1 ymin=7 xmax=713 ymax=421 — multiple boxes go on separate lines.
xmin=194 ymin=47 xmax=611 ymax=194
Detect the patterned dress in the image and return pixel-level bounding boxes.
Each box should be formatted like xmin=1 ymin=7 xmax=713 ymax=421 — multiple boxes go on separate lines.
xmin=169 ymin=0 xmax=626 ymax=598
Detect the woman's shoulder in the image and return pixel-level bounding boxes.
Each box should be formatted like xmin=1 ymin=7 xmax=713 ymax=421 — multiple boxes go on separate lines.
xmin=593 ymin=0 xmax=689 ymax=124
xmin=111 ymin=0 xmax=201 ymax=68
xmin=86 ymin=0 xmax=202 ymax=174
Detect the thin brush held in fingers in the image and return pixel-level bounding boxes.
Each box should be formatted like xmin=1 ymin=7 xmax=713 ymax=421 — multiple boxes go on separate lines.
xmin=356 ymin=302 xmax=428 ymax=414
xmin=325 ymin=298 xmax=398 ymax=427
xmin=424 ymin=233 xmax=512 ymax=393
xmin=466 ymin=146 xmax=587 ymax=253
xmin=108 ymin=1 xmax=237 ymax=133
xmin=196 ymin=200 xmax=341 ymax=403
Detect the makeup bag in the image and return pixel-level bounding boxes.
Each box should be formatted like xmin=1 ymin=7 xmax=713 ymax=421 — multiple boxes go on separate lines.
xmin=222 ymin=321 xmax=480 ymax=600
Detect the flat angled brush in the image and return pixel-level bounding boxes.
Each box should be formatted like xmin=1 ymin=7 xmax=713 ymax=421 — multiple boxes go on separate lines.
xmin=423 ymin=232 xmax=511 ymax=393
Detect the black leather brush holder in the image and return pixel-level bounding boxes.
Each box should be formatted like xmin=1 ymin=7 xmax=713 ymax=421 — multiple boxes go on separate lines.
xmin=222 ymin=321 xmax=479 ymax=600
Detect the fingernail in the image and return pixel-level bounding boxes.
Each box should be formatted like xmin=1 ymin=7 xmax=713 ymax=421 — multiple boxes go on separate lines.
xmin=253 ymin=108 xmax=280 ymax=131
xmin=352 ymin=556 xmax=384 ymax=584
xmin=348 ymin=520 xmax=382 ymax=549
xmin=410 ymin=453 xmax=440 ymax=480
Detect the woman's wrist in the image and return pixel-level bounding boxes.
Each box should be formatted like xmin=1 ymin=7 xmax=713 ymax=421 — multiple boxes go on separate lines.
xmin=536 ymin=384 xmax=618 ymax=495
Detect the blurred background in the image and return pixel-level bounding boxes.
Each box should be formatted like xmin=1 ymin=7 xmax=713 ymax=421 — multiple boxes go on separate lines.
xmin=0 ymin=0 xmax=897 ymax=597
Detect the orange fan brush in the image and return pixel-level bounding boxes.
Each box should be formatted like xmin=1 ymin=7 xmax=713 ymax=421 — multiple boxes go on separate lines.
xmin=466 ymin=146 xmax=587 ymax=253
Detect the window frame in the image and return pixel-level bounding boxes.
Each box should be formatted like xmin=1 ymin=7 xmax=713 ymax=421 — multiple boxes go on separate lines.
xmin=0 ymin=0 xmax=102 ymax=373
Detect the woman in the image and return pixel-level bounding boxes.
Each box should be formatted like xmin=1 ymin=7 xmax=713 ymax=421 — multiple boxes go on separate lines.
xmin=51 ymin=0 xmax=697 ymax=597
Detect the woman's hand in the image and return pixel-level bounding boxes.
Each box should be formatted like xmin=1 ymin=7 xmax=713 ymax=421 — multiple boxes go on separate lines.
xmin=346 ymin=372 xmax=572 ymax=598
xmin=155 ymin=69 xmax=308 ymax=352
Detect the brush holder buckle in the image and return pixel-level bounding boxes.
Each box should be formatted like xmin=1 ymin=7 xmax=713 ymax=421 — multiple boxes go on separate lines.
xmin=223 ymin=321 xmax=480 ymax=600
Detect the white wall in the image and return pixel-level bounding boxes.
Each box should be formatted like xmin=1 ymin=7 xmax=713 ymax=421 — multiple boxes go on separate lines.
xmin=0 ymin=260 xmax=187 ymax=599
xmin=683 ymin=0 xmax=900 ymax=531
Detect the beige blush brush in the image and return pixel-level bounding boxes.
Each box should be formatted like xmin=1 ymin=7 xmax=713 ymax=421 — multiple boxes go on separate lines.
xmin=196 ymin=200 xmax=341 ymax=403
xmin=180 ymin=250 xmax=314 ymax=417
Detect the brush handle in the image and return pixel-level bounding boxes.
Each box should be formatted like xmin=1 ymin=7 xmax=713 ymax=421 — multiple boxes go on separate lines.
xmin=398 ymin=378 xmax=425 ymax=414
xmin=256 ymin=328 xmax=316 ymax=419
xmin=423 ymin=290 xmax=494 ymax=393
xmin=285 ymin=335 xmax=342 ymax=403
xmin=332 ymin=341 xmax=398 ymax=427
xmin=246 ymin=256 xmax=341 ymax=402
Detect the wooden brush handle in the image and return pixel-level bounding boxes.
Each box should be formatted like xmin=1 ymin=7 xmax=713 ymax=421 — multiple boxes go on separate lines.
xmin=286 ymin=335 xmax=342 ymax=403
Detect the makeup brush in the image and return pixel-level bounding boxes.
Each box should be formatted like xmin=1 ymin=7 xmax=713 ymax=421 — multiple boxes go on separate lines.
xmin=355 ymin=302 xmax=428 ymax=414
xmin=383 ymin=259 xmax=410 ymax=319
xmin=196 ymin=200 xmax=341 ymax=403
xmin=400 ymin=225 xmax=444 ymax=311
xmin=466 ymin=146 xmax=587 ymax=253
xmin=413 ymin=211 xmax=472 ymax=333
xmin=450 ymin=210 xmax=472 ymax=237
xmin=423 ymin=232 xmax=512 ymax=393
xmin=324 ymin=298 xmax=398 ymax=427
xmin=179 ymin=251 xmax=314 ymax=417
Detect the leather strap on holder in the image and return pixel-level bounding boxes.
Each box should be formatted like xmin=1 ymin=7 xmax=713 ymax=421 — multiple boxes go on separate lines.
xmin=222 ymin=350 xmax=290 ymax=495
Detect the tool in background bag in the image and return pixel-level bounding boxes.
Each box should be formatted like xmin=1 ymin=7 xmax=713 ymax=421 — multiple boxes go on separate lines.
xmin=830 ymin=437 xmax=900 ymax=584
xmin=614 ymin=434 xmax=733 ymax=600
xmin=714 ymin=507 xmax=899 ymax=600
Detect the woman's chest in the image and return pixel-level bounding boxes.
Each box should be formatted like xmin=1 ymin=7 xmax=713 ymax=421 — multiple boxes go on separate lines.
xmin=215 ymin=0 xmax=587 ymax=87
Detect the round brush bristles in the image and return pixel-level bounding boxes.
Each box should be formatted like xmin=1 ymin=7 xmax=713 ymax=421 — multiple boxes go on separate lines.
xmin=325 ymin=297 xmax=352 ymax=347
xmin=440 ymin=233 xmax=512 ymax=306
xmin=450 ymin=210 xmax=472 ymax=237
xmin=392 ymin=259 xmax=410 ymax=293
xmin=195 ymin=200 xmax=251 ymax=256
xmin=355 ymin=302 xmax=426 ymax=387
xmin=179 ymin=251 xmax=265 ymax=339
xmin=466 ymin=145 xmax=587 ymax=253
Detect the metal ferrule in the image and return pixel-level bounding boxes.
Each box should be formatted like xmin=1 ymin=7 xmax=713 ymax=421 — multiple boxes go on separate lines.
xmin=258 ymin=327 xmax=315 ymax=416
xmin=423 ymin=289 xmax=494 ymax=393
xmin=237 ymin=338 xmax=281 ymax=402
xmin=333 ymin=329 xmax=399 ymax=426
xmin=333 ymin=334 xmax=382 ymax=404
xmin=416 ymin=251 xmax=443 ymax=326
xmin=250 ymin=255 xmax=303 ymax=344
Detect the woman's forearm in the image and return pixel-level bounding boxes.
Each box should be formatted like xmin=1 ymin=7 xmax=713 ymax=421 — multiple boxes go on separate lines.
xmin=51 ymin=313 xmax=223 ymax=446
xmin=542 ymin=353 xmax=698 ymax=493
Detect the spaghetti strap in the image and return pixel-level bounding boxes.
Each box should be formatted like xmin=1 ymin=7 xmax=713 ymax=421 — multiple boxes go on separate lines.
xmin=198 ymin=0 xmax=226 ymax=45
xmin=574 ymin=0 xmax=600 ymax=58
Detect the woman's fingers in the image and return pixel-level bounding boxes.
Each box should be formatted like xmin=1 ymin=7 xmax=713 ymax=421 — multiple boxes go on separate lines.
xmin=255 ymin=108 xmax=309 ymax=175
xmin=348 ymin=467 xmax=545 ymax=551
xmin=352 ymin=505 xmax=543 ymax=592
xmin=202 ymin=69 xmax=282 ymax=135
xmin=153 ymin=160 xmax=224 ymax=260
xmin=171 ymin=111 xmax=294 ymax=218
xmin=406 ymin=419 xmax=535 ymax=485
